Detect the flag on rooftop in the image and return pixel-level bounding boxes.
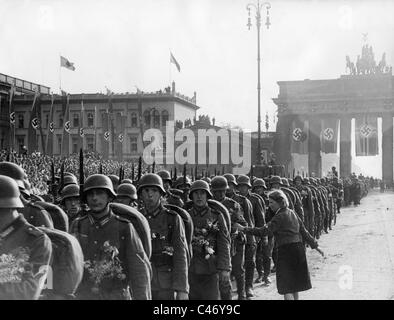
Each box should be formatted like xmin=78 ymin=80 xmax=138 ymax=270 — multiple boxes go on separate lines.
xmin=60 ymin=55 xmax=76 ymax=71
xmin=170 ymin=52 xmax=181 ymax=72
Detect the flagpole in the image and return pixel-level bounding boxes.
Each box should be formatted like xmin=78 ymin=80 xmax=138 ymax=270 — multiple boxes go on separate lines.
xmin=169 ymin=49 xmax=172 ymax=86
xmin=59 ymin=53 xmax=62 ymax=93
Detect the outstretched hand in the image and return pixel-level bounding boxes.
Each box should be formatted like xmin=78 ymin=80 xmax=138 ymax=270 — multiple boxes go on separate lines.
xmin=316 ymin=247 xmax=325 ymax=257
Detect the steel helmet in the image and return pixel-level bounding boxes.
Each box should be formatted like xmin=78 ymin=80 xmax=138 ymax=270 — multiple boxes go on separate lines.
xmin=157 ymin=170 xmax=172 ymax=183
xmin=237 ymin=175 xmax=252 ymax=188
xmin=64 ymin=174 xmax=78 ymax=186
xmin=294 ymin=175 xmax=303 ymax=182
xmin=201 ymin=177 xmax=212 ymax=185
xmin=61 ymin=184 xmax=80 ymax=204
xmin=108 ymin=175 xmax=120 ymax=189
xmin=83 ymin=174 xmax=116 ymax=198
xmin=121 ymin=178 xmax=134 ymax=185
xmin=174 ymin=176 xmax=191 ymax=189
xmin=0 ymin=162 xmax=26 ymax=190
xmin=270 ymin=175 xmax=282 ymax=185
xmin=303 ymin=177 xmax=310 ymax=184
xmin=211 ymin=176 xmax=228 ymax=191
xmin=137 ymin=173 xmax=166 ymax=195
xmin=281 ymin=178 xmax=289 ymax=187
xmin=223 ymin=173 xmax=238 ymax=186
xmin=189 ymin=180 xmax=212 ymax=199
xmin=252 ymin=178 xmax=266 ymax=190
xmin=0 ymin=175 xmax=24 ymax=209
xmin=117 ymin=183 xmax=137 ymax=200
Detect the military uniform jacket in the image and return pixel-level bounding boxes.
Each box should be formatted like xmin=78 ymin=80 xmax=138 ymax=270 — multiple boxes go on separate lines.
xmin=295 ymin=185 xmax=314 ymax=219
xmin=141 ymin=205 xmax=189 ymax=294
xmin=0 ymin=215 xmax=52 ymax=300
xmin=188 ymin=205 xmax=231 ymax=275
xmin=164 ymin=190 xmax=184 ymax=208
xmin=287 ymin=187 xmax=305 ymax=221
xmin=70 ymin=210 xmax=152 ymax=300
xmin=227 ymin=192 xmax=255 ymax=245
xmin=246 ymin=192 xmax=266 ymax=228
xmin=20 ymin=201 xmax=54 ymax=229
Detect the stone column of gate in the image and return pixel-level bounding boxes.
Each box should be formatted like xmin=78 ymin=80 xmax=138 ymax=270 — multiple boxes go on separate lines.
xmin=339 ymin=116 xmax=352 ymax=178
xmin=274 ymin=114 xmax=292 ymax=167
xmin=308 ymin=116 xmax=322 ymax=177
xmin=381 ymin=114 xmax=393 ymax=188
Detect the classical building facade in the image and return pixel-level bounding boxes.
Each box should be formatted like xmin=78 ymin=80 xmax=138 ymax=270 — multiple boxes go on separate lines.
xmin=4 ymin=78 xmax=199 ymax=160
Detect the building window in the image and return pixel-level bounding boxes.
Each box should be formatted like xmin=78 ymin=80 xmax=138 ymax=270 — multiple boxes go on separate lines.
xmin=161 ymin=110 xmax=169 ymax=126
xmin=86 ymin=135 xmax=94 ymax=151
xmin=131 ymin=112 xmax=137 ymax=127
xmin=57 ymin=135 xmax=62 ymax=154
xmin=58 ymin=115 xmax=63 ymax=128
xmin=73 ymin=113 xmax=79 ymax=127
xmin=130 ymin=135 xmax=138 ymax=153
xmin=87 ymin=113 xmax=94 ymax=127
xmin=18 ymin=114 xmax=24 ymax=128
xmin=72 ymin=136 xmax=78 ymax=154
xmin=45 ymin=113 xmax=49 ymax=128
xmin=153 ymin=110 xmax=160 ymax=128
xmin=144 ymin=110 xmax=151 ymax=127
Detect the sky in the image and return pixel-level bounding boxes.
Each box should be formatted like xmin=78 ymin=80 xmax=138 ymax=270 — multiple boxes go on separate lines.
xmin=1 ymin=0 xmax=393 ymax=176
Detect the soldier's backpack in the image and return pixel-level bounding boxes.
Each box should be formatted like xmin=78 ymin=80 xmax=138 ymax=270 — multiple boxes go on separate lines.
xmin=207 ymin=199 xmax=231 ymax=234
xmin=38 ymin=227 xmax=84 ymax=297
xmin=109 ymin=203 xmax=152 ymax=259
xmin=183 ymin=199 xmax=231 ymax=233
xmin=163 ymin=204 xmax=194 ymax=264
xmin=35 ymin=201 xmax=69 ymax=232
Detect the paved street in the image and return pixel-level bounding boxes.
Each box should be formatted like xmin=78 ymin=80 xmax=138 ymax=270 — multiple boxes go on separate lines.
xmin=244 ymin=190 xmax=394 ymax=300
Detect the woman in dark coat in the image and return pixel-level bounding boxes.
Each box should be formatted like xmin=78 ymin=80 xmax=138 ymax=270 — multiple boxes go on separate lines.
xmin=234 ymin=189 xmax=324 ymax=300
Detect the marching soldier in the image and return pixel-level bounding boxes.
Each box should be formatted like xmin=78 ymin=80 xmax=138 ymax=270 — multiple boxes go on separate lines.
xmin=0 ymin=162 xmax=53 ymax=229
xmin=60 ymin=184 xmax=83 ymax=226
xmin=282 ymin=178 xmax=304 ymax=222
xmin=174 ymin=176 xmax=192 ymax=204
xmin=236 ymin=174 xmax=266 ymax=298
xmin=223 ymin=174 xmax=256 ymax=293
xmin=211 ymin=176 xmax=248 ymax=300
xmin=115 ymin=183 xmax=138 ymax=208
xmin=252 ymin=178 xmax=273 ymax=286
xmin=187 ymin=180 xmax=231 ymax=300
xmin=70 ymin=174 xmax=152 ymax=300
xmin=137 ymin=173 xmax=189 ymax=300
xmin=157 ymin=170 xmax=184 ymax=208
xmin=293 ymin=176 xmax=315 ymax=237
xmin=0 ymin=175 xmax=53 ymax=300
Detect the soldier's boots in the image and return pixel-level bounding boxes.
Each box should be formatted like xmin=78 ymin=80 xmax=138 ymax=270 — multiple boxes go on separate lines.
xmin=245 ymin=286 xmax=254 ymax=298
xmin=254 ymin=273 xmax=263 ymax=284
xmin=236 ymin=277 xmax=246 ymax=300
xmin=262 ymin=275 xmax=271 ymax=286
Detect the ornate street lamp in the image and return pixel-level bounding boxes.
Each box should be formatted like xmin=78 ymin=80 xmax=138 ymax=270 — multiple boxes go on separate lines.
xmin=246 ymin=1 xmax=271 ymax=165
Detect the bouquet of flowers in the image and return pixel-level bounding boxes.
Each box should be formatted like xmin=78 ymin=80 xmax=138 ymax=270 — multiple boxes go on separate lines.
xmin=192 ymin=221 xmax=219 ymax=260
xmin=0 ymin=247 xmax=31 ymax=284
xmin=84 ymin=241 xmax=127 ymax=294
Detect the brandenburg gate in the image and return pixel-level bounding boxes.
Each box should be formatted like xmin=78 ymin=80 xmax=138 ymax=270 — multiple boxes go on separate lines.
xmin=273 ymin=46 xmax=394 ymax=185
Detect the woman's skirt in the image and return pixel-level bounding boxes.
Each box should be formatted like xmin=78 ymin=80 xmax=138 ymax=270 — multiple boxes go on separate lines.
xmin=276 ymin=242 xmax=312 ymax=295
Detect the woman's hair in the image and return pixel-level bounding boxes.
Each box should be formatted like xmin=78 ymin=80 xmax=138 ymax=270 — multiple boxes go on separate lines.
xmin=268 ymin=189 xmax=289 ymax=208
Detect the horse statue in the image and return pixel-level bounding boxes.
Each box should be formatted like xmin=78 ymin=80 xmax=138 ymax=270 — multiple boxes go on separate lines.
xmin=346 ymin=55 xmax=356 ymax=75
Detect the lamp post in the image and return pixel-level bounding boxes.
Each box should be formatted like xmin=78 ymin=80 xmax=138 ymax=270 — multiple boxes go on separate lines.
xmin=246 ymin=1 xmax=271 ymax=165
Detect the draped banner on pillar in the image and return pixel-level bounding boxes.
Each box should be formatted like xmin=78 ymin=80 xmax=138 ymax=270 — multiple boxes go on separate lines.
xmin=27 ymin=90 xmax=40 ymax=153
xmin=45 ymin=95 xmax=54 ymax=156
xmin=115 ymin=113 xmax=126 ymax=161
xmin=61 ymin=95 xmax=70 ymax=157
xmin=355 ymin=115 xmax=378 ymax=156
xmin=290 ymin=117 xmax=308 ymax=154
xmin=321 ymin=118 xmax=339 ymax=153
xmin=102 ymin=110 xmax=110 ymax=159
